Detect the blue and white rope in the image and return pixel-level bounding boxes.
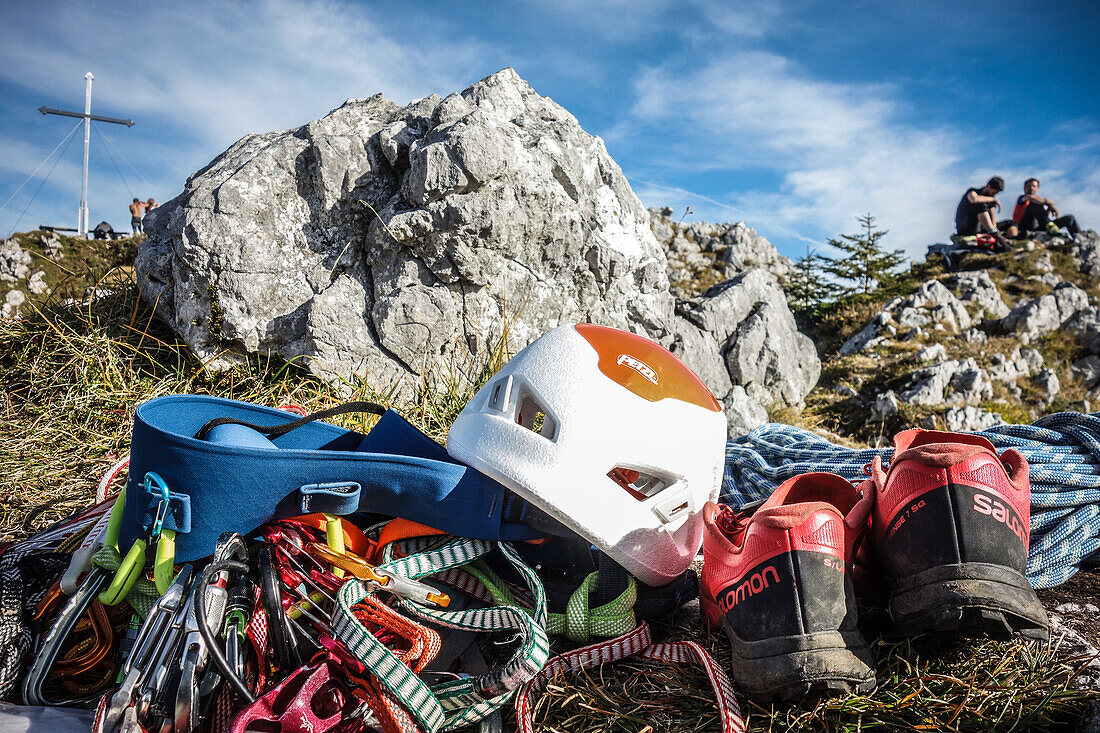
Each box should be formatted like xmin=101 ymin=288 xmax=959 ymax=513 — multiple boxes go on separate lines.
xmin=722 ymin=412 xmax=1100 ymax=589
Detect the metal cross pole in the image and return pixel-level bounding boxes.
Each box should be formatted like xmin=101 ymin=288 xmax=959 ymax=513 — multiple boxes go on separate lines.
xmin=39 ymin=72 xmax=135 ymax=237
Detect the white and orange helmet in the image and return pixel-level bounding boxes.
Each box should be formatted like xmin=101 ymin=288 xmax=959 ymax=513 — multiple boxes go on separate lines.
xmin=447 ymin=323 xmax=727 ymax=586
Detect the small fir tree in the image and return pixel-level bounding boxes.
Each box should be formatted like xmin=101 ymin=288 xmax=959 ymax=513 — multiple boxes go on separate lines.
xmin=820 ymin=214 xmax=906 ymax=295
xmin=783 ymin=249 xmax=844 ymax=311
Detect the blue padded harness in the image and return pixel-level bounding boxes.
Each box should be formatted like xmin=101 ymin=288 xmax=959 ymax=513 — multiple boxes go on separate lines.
xmin=120 ymin=395 xmax=544 ymax=562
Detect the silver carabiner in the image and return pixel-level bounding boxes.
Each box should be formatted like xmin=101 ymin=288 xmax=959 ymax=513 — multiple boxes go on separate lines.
xmin=21 ymin=566 xmax=109 ymax=707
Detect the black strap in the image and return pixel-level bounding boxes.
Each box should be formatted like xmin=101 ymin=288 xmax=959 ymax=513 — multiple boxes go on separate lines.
xmin=194 ymin=401 xmax=387 ymax=440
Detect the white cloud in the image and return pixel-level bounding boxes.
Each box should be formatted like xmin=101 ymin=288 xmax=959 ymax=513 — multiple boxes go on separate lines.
xmin=629 ymin=51 xmax=968 ymax=257
xmin=0 ymin=0 xmax=503 ymax=234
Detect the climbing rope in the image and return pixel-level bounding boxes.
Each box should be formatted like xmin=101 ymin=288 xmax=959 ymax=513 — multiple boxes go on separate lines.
xmin=722 ymin=412 xmax=1100 ymax=589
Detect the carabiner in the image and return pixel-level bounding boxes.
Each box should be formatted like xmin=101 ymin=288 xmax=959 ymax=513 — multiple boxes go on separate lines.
xmin=98 ymin=537 xmax=148 ymax=606
xmin=308 ymin=543 xmax=450 ymax=608
xmin=22 ymin=566 xmax=110 ymax=706
xmin=100 ymin=472 xmax=180 ymax=604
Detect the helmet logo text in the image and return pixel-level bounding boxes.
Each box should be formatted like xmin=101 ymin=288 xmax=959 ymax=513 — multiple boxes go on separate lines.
xmin=616 ymin=353 xmax=658 ymax=385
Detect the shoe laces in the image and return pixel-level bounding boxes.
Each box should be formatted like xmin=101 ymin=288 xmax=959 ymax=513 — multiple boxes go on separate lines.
xmin=714 ymin=504 xmax=749 ymax=546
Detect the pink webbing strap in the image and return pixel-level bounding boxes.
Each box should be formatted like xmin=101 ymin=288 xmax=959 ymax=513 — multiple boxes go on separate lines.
xmin=513 ymin=622 xmax=746 ymax=733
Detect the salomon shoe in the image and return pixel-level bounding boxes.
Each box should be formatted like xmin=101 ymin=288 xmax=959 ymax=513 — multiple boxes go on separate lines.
xmin=700 ymin=473 xmax=877 ymax=701
xmin=867 ymin=429 xmax=1049 ymax=640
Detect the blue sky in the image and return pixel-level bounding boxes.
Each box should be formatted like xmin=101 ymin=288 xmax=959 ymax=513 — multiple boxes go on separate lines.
xmin=1 ymin=0 xmax=1097 ymax=260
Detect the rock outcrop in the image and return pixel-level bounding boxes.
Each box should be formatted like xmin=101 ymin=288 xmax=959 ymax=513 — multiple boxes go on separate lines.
xmin=839 ymin=279 xmax=973 ymax=356
xmin=648 ymin=207 xmax=791 ymax=297
xmin=999 ymin=282 xmax=1091 ymax=341
xmin=136 ymin=69 xmax=819 ymax=434
xmin=1 ymin=240 xmax=31 ymax=283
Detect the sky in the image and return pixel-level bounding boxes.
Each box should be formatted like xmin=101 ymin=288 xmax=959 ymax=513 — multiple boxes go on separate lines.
xmin=1 ymin=0 xmax=1097 ymax=261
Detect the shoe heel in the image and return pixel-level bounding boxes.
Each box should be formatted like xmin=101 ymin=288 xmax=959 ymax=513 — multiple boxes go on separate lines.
xmin=888 ymin=563 xmax=1049 ymax=640
xmin=721 ymin=624 xmax=877 ymax=701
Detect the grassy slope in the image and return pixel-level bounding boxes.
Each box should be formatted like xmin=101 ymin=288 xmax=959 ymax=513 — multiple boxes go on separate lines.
xmin=793 ymin=240 xmax=1099 ymax=444
xmin=0 ymin=233 xmax=1095 ymax=730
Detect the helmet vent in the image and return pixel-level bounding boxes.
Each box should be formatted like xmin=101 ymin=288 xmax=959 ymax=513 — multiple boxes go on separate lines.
xmin=516 ymin=392 xmax=558 ymax=440
xmin=608 ymin=467 xmax=669 ymax=501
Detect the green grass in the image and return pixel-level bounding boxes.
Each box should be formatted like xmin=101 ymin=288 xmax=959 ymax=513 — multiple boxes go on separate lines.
xmin=2 ymin=236 xmax=1097 ymax=730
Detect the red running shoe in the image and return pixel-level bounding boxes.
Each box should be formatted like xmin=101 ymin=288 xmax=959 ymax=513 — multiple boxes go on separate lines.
xmin=700 ymin=473 xmax=876 ymax=700
xmin=866 ymin=429 xmax=1048 ymax=640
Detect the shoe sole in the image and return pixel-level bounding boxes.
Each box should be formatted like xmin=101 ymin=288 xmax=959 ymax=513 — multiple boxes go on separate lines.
xmin=888 ymin=562 xmax=1049 ymax=641
xmin=717 ymin=619 xmax=877 ymax=701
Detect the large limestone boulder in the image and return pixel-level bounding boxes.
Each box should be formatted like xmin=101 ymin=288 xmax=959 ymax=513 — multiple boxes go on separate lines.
xmin=139 ymin=69 xmax=676 ymax=395
xmin=136 ymin=68 xmax=817 ymax=434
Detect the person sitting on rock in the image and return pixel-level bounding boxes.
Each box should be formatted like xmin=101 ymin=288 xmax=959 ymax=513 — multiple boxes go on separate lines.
xmin=1011 ymin=178 xmax=1081 ymax=239
xmin=955 ymin=176 xmax=1018 ymax=246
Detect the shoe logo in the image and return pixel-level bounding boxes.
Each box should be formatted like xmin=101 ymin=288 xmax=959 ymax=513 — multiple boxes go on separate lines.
xmin=616 ymin=353 xmax=659 ymax=385
xmin=717 ymin=565 xmax=780 ymax=613
xmin=973 ymin=490 xmax=1026 ymax=543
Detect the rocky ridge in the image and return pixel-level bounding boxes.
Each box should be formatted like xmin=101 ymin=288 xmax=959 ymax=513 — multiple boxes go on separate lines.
xmin=813 ymin=229 xmax=1100 ymax=438
xmin=648 ymin=206 xmax=792 ymax=298
xmin=134 ymin=69 xmax=817 ymax=433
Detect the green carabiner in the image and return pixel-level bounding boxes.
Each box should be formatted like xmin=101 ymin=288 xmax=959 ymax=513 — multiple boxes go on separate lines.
xmin=99 ymin=537 xmax=148 ymax=605
xmin=98 ymin=472 xmax=179 ymax=604
xmin=153 ymin=528 xmax=177 ymax=595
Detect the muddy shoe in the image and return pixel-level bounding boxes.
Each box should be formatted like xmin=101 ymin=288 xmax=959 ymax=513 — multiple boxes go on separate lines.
xmin=866 ymin=429 xmax=1049 ymax=641
xmin=700 ymin=473 xmax=877 ymax=701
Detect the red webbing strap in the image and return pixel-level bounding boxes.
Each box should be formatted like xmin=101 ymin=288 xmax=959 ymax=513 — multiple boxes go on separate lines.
xmin=513 ymin=622 xmax=746 ymax=733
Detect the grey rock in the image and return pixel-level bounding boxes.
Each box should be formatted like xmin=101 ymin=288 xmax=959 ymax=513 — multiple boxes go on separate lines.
xmin=916 ymin=343 xmax=947 ymax=362
xmin=1021 ymin=348 xmax=1044 ymax=372
xmin=1034 ymin=369 xmax=1060 ymax=404
xmin=648 ymin=208 xmax=792 ymax=298
xmin=835 ymin=384 xmax=859 ymax=399
xmin=1 ymin=240 xmax=31 ymax=283
xmin=942 ymin=405 xmax=1003 ymax=432
xmin=900 ymin=357 xmax=991 ymax=405
xmin=869 ymin=390 xmax=899 ymax=422
xmin=952 ymin=270 xmax=1009 ymax=318
xmin=1068 ymin=307 xmax=1100 ymax=354
xmin=138 ymin=69 xmax=677 ymax=399
xmin=1072 ymin=230 xmax=1100 ymax=278
xmin=722 ymin=297 xmax=821 ymax=407
xmin=135 ymin=68 xmax=819 ymax=429
xmin=1030 ymin=272 xmax=1062 ymax=288
xmin=27 ymin=271 xmax=47 ymax=295
xmin=839 ymin=277 xmax=971 ymax=356
xmin=39 ymin=232 xmax=63 ymax=259
xmin=839 ymin=312 xmax=893 ymax=356
xmin=1073 ymin=355 xmax=1100 ymax=389
xmin=962 ymin=328 xmax=987 ymax=344
xmin=987 ymin=350 xmax=1033 ymax=382
xmin=723 ymin=385 xmax=769 ymax=436
xmin=681 ymin=269 xmax=821 ymax=409
xmin=897 ymin=307 xmax=931 ymax=329
xmin=999 ymin=282 xmax=1091 ymax=340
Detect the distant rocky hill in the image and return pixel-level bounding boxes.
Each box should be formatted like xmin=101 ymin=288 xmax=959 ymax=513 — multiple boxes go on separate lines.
xmin=648 ymin=207 xmax=791 ymax=298
xmin=658 ymin=217 xmax=1100 ymax=444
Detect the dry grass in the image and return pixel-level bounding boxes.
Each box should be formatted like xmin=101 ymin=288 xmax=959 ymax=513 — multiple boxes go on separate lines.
xmin=2 ymin=248 xmax=1097 ymax=730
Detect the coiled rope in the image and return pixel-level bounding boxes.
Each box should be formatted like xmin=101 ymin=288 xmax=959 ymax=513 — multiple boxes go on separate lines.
xmin=722 ymin=412 xmax=1100 ymax=589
